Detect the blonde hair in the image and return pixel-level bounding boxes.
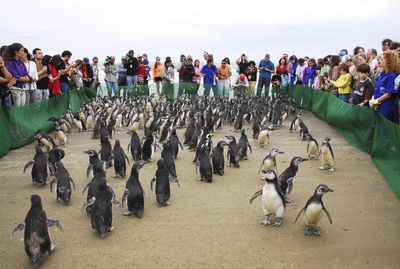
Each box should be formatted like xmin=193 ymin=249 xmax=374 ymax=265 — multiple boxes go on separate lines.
xmin=382 ymin=50 xmax=400 ymax=73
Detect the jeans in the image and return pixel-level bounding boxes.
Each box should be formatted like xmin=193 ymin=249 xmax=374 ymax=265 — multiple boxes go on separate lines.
xmin=60 ymin=82 xmax=70 ymax=93
xmin=37 ymin=89 xmax=49 ymax=102
xmin=126 ymin=75 xmax=137 ymax=89
xmin=256 ymin=77 xmax=271 ymax=96
xmin=204 ymin=84 xmax=218 ymax=97
xmin=29 ymin=89 xmax=39 ymax=104
xmin=218 ymin=79 xmax=230 ymax=97
xmin=10 ymin=88 xmax=28 ymax=106
xmin=106 ymin=81 xmax=119 ymax=96
xmin=1 ymin=95 xmax=12 ymax=108
xmin=339 ymin=94 xmax=350 ymax=103
xmin=248 ymin=81 xmax=256 ymax=96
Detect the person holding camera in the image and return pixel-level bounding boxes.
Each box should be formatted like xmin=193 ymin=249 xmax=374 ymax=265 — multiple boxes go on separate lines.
xmin=104 ymin=56 xmax=119 ymax=96
xmin=236 ymin=53 xmax=249 ymax=75
xmin=256 ymin=53 xmax=275 ymax=97
xmin=124 ymin=50 xmax=138 ymax=90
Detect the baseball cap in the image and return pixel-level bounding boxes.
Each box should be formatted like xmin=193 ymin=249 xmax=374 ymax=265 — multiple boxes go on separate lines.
xmin=341 ymin=55 xmax=351 ymax=63
xmin=239 ymin=74 xmax=245 ymax=81
xmin=83 ymin=57 xmax=90 ymax=64
xmin=338 ymin=50 xmax=347 ymax=57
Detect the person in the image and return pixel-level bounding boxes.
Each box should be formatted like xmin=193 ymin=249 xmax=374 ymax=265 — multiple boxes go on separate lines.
xmin=152 ymin=56 xmax=163 ymax=95
xmin=48 ymin=55 xmax=62 ymax=97
xmin=353 ymin=46 xmax=365 ymax=56
xmin=271 ymin=74 xmax=282 ymax=97
xmin=23 ymin=48 xmax=38 ymax=104
xmin=117 ymin=56 xmax=127 ymax=96
xmin=349 ymin=63 xmax=374 ymax=106
xmin=104 ymin=56 xmax=118 ymax=96
xmin=59 ymin=50 xmax=73 ymax=93
xmin=161 ymin=57 xmax=174 ymax=100
xmin=281 ymin=70 xmax=289 ymax=93
xmin=81 ymin=57 xmax=94 ymax=88
xmin=200 ymin=58 xmax=218 ymax=97
xmin=295 ymin=58 xmax=306 ymax=85
xmin=142 ymin=53 xmax=151 ymax=81
xmin=5 ymin=43 xmax=30 ymax=106
xmin=91 ymin=57 xmax=99 ymax=88
xmin=320 ymin=56 xmax=331 ymax=79
xmin=370 ymin=50 xmax=399 ymax=123
xmin=244 ymin=60 xmax=257 ymax=96
xmin=178 ymin=55 xmax=195 ymax=97
xmin=137 ymin=55 xmax=146 ymax=83
xmin=329 ymin=63 xmax=352 ymax=103
xmin=124 ymin=50 xmax=138 ymax=90
xmin=203 ymin=51 xmax=213 ymax=62
xmin=136 ymin=74 xmax=150 ymax=97
xmin=33 ymin=48 xmax=49 ymax=102
xmin=276 ymin=58 xmax=287 ymax=76
xmin=390 ymin=42 xmax=400 ymax=53
xmin=288 ymin=55 xmax=298 ymax=85
xmin=302 ymin=58 xmax=317 ymax=87
xmin=342 ymin=55 xmax=356 ymax=75
xmin=257 ymin=54 xmax=275 ymax=96
xmin=236 ymin=53 xmax=249 ymax=75
xmin=367 ymin=48 xmax=378 ymax=72
xmin=217 ymin=59 xmax=232 ymax=97
xmin=0 ymin=56 xmax=16 ymax=107
xmin=191 ymin=59 xmax=201 ymax=98
xmin=232 ymin=74 xmax=249 ymax=97
xmin=381 ymin=38 xmax=393 ymax=52
xmin=70 ymin=60 xmax=83 ymax=90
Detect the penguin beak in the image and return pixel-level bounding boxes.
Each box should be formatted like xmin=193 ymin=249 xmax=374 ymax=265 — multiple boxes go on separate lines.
xmin=326 ymin=187 xmax=334 ymax=193
xmin=300 ymin=158 xmax=309 ymax=162
xmin=279 ymin=151 xmax=284 ymax=154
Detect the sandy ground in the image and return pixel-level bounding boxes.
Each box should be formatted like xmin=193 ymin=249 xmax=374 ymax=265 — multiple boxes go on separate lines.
xmin=1 ymin=111 xmax=399 ymax=269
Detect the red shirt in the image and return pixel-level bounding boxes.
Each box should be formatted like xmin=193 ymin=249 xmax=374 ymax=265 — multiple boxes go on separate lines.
xmin=276 ymin=65 xmax=287 ymax=76
xmin=48 ymin=64 xmax=60 ymax=95
xmin=137 ymin=59 xmax=146 ymax=77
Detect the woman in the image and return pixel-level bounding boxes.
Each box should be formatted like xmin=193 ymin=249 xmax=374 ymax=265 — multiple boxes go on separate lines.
xmin=353 ymin=46 xmax=365 ymax=56
xmin=244 ymin=61 xmax=257 ymax=96
xmin=191 ymin=59 xmax=201 ymax=98
xmin=5 ymin=43 xmax=30 ymax=106
xmin=161 ymin=57 xmax=174 ymax=101
xmin=70 ymin=60 xmax=83 ymax=90
xmin=302 ymin=58 xmax=317 ymax=87
xmin=23 ymin=48 xmax=38 ymax=104
xmin=370 ymin=50 xmax=400 ymax=123
xmin=152 ymin=57 xmax=163 ymax=95
xmin=276 ymin=58 xmax=287 ymax=76
xmin=48 ymin=55 xmax=62 ymax=97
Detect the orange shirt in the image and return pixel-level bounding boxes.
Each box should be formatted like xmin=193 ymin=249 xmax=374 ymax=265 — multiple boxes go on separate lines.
xmin=152 ymin=63 xmax=163 ymax=78
xmin=217 ymin=65 xmax=232 ymax=80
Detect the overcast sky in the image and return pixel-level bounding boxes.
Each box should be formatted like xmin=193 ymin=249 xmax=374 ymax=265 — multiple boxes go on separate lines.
xmin=2 ymin=0 xmax=399 ymax=64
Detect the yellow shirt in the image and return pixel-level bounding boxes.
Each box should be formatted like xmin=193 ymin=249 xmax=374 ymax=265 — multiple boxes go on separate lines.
xmin=217 ymin=65 xmax=232 ymax=80
xmin=332 ymin=73 xmax=352 ymax=94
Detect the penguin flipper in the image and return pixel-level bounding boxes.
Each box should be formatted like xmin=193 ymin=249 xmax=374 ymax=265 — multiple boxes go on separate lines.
xmin=124 ymin=154 xmax=130 ymax=165
xmin=248 ymin=143 xmax=252 ymax=154
xmin=294 ymin=207 xmax=305 ymax=223
xmin=10 ymin=221 xmax=25 ymax=239
xmin=86 ymin=165 xmax=93 ymax=178
xmin=178 ymin=140 xmax=184 ymax=151
xmin=69 ymin=177 xmax=76 ymax=190
xmin=150 ymin=178 xmax=156 ymax=192
xmin=47 ymin=161 xmax=56 ymax=175
xmin=82 ymin=183 xmax=90 ymax=195
xmin=323 ymin=206 xmax=333 ymax=224
xmin=249 ymin=189 xmax=263 ymax=204
xmin=46 ymin=219 xmax=63 ymax=232
xmin=23 ymin=160 xmax=34 ymax=173
xmin=49 ymin=178 xmax=57 ymax=193
xmin=127 ymin=143 xmax=131 ymax=153
xmin=109 ymin=187 xmax=120 ymax=206
xmin=81 ymin=197 xmax=95 ymax=213
xmin=121 ymin=189 xmax=129 ymax=211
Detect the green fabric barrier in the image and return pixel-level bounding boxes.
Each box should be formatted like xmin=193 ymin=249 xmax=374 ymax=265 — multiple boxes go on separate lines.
xmin=312 ymin=89 xmax=329 ymax=121
xmin=0 ymin=109 xmax=10 ymax=157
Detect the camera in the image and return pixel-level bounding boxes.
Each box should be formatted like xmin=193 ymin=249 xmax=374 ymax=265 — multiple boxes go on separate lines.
xmin=104 ymin=56 xmax=112 ymax=66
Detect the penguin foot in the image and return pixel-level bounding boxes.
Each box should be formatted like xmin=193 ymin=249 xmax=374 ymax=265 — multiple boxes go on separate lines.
xmin=285 ymin=197 xmax=294 ymax=203
xmin=108 ymin=226 xmax=115 ymax=232
xmin=328 ymin=167 xmax=335 ymax=172
xmin=318 ymin=166 xmax=325 ymax=170
xmin=122 ymin=211 xmax=131 ymax=216
xmin=50 ymin=243 xmax=57 ymax=253
xmin=261 ymin=216 xmax=271 ymax=226
xmin=197 ymin=178 xmax=202 ymax=181
xmin=273 ymin=218 xmax=283 ymax=227
xmin=304 ymin=225 xmax=312 ymax=235
xmin=244 ymin=156 xmax=248 ymax=160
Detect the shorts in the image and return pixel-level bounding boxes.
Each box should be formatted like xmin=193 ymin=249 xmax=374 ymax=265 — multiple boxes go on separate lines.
xmin=154 ymin=77 xmax=162 ymax=82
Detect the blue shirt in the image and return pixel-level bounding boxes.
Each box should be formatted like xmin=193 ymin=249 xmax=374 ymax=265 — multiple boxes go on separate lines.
xmin=374 ymin=72 xmax=398 ymax=121
xmin=201 ymin=64 xmax=218 ymax=85
xmin=290 ymin=63 xmax=299 ymax=84
xmin=258 ymin=60 xmax=274 ymax=78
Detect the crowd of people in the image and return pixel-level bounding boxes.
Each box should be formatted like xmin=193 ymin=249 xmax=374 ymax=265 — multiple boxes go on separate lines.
xmin=0 ymin=38 xmax=399 ymax=123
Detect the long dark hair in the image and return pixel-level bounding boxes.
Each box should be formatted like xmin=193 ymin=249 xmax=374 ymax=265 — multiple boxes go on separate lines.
xmin=5 ymin=43 xmax=24 ymax=62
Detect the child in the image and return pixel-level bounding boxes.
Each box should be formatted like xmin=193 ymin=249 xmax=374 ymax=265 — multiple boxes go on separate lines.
xmin=329 ymin=63 xmax=352 ymax=103
xmin=142 ymin=53 xmax=151 ymax=81
xmin=349 ymin=64 xmax=374 ymax=106
xmin=281 ymin=70 xmax=289 ymax=94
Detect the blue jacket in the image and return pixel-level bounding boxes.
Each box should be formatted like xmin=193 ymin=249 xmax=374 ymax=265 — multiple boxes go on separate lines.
xmin=258 ymin=60 xmax=274 ymax=79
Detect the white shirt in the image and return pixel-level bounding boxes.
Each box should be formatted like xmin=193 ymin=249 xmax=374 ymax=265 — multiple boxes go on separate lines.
xmin=25 ymin=61 xmax=38 ymax=89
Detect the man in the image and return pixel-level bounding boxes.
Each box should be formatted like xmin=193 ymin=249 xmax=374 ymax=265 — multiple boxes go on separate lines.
xmin=367 ymin=48 xmax=378 ymax=72
xmin=232 ymin=74 xmax=249 ymax=97
xmin=178 ymin=55 xmax=195 ymax=97
xmin=124 ymin=50 xmax=138 ymax=90
xmin=82 ymin=57 xmax=94 ymax=88
xmin=32 ymin=48 xmax=49 ymax=101
xmin=59 ymin=50 xmax=72 ymax=93
xmin=117 ymin=56 xmax=127 ymax=96
xmin=236 ymin=53 xmax=249 ymax=75
xmin=91 ymin=57 xmax=99 ymax=88
xmin=104 ymin=56 xmax=118 ymax=96
xmin=381 ymin=38 xmax=393 ymax=52
xmin=200 ymin=58 xmax=218 ymax=97
xmin=257 ymin=54 xmax=275 ymax=96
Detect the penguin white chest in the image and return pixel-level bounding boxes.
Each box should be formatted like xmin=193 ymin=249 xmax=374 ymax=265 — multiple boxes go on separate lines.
xmin=263 ymin=159 xmax=275 ymax=170
xmin=258 ymin=131 xmax=270 ymax=145
xmin=262 ymin=184 xmax=283 ymax=215
xmin=308 ymin=142 xmax=318 ymax=155
xmin=321 ymin=147 xmax=333 ymax=165
xmin=304 ymin=203 xmax=323 ymax=225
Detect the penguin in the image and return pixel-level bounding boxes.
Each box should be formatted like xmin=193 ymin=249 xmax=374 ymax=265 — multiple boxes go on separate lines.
xmin=258 ymin=148 xmax=284 ymax=176
xmin=256 ymin=126 xmax=273 ymax=148
xmin=99 ymin=119 xmax=109 ymax=145
xmin=47 ymin=147 xmax=65 ymax=176
xmin=23 ymin=145 xmax=49 ymax=185
xmin=127 ymin=130 xmax=142 ymax=161
xmin=54 ymin=124 xmax=68 ymax=146
xmin=142 ymin=131 xmax=159 ymax=162
xmin=161 ymin=142 xmax=181 ymax=186
xmin=151 ymin=159 xmax=171 ymax=206
xmin=193 ymin=132 xmax=212 ymax=163
xmin=159 ymin=116 xmax=174 ymax=142
xmin=72 ymin=113 xmax=84 ymax=132
xmin=121 ymin=161 xmax=146 ymax=218
xmin=294 ymin=184 xmax=334 ymax=236
xmin=84 ymin=149 xmax=100 ymax=179
xmin=11 ymin=194 xmax=63 ymax=267
xmin=82 ymin=178 xmax=119 ymax=237
xmin=112 ymin=139 xmax=130 ymax=178
xmin=278 ymin=157 xmax=309 ymax=200
xmin=249 ymin=169 xmax=285 ymax=226
xmin=107 ymin=116 xmax=116 ymax=139
xmin=305 ymin=133 xmax=319 ymax=160
xmin=226 ymin=135 xmax=242 ymax=168
xmin=318 ymin=137 xmax=335 ymax=172
xmin=195 ymin=144 xmax=213 ymax=183
xmin=85 ymin=113 xmax=94 ymax=130
xmin=183 ymin=119 xmax=195 ymax=145
xmin=49 ymin=162 xmax=76 ymax=204
xmin=82 ymin=161 xmax=106 ymax=216
xmin=212 ymin=141 xmax=228 ymax=175
xmin=238 ymin=129 xmax=252 ymax=160
xmin=34 ymin=130 xmax=56 ymax=152
xmin=99 ymin=138 xmax=113 ymax=168
xmin=289 ymin=113 xmax=302 ymax=133
xmin=168 ymin=127 xmax=184 ymax=159
xmin=298 ymin=119 xmax=309 ymax=140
